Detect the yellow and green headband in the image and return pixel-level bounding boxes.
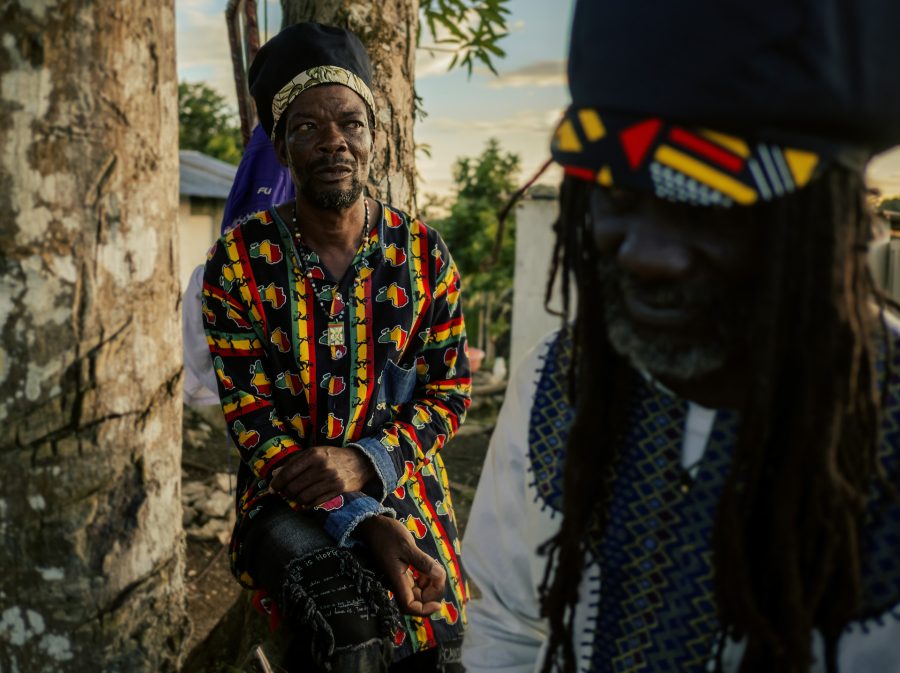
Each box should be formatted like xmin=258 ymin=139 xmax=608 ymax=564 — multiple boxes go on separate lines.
xmin=270 ymin=65 xmax=376 ymax=141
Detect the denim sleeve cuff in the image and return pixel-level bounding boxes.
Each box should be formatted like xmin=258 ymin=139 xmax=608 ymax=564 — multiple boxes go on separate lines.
xmin=348 ymin=437 xmax=399 ymax=501
xmin=322 ymin=494 xmax=396 ymax=547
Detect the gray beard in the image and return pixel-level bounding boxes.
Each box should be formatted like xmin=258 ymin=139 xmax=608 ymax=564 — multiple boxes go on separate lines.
xmin=301 ymin=177 xmax=364 ymax=211
xmin=605 ymin=314 xmax=733 ymax=381
xmin=597 ymin=262 xmax=750 ymax=381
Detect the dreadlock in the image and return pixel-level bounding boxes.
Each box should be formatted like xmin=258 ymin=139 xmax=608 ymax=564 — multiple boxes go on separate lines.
xmin=538 ymin=166 xmax=886 ymax=673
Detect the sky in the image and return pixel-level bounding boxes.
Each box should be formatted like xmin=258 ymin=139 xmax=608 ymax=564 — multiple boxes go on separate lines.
xmin=175 ymin=1 xmax=900 ymax=200
xmin=175 ymin=0 xmax=573 ymax=201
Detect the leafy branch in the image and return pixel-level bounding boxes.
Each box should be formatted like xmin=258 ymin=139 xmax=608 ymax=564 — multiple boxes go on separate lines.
xmin=419 ymin=0 xmax=511 ymax=77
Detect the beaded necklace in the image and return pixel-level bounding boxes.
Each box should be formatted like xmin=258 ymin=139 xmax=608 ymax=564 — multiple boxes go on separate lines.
xmin=289 ymin=199 xmax=370 ymax=348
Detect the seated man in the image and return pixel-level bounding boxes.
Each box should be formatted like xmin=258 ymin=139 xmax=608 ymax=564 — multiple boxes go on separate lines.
xmin=202 ymin=22 xmax=470 ymax=672
xmin=462 ymin=1 xmax=900 ymax=671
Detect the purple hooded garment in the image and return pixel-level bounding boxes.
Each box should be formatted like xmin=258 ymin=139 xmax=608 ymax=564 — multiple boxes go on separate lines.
xmin=221 ymin=124 xmax=295 ymax=234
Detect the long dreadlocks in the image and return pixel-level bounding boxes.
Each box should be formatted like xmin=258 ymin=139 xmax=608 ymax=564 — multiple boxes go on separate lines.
xmin=538 ymin=166 xmax=887 ymax=673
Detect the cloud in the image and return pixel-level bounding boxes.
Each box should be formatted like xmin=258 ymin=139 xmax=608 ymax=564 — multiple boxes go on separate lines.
xmin=176 ymin=2 xmax=239 ymax=107
xmin=416 ymin=47 xmax=458 ymax=79
xmin=428 ymin=108 xmax=564 ymax=136
xmin=177 ymin=4 xmax=229 ymax=67
xmin=487 ymin=60 xmax=566 ymax=89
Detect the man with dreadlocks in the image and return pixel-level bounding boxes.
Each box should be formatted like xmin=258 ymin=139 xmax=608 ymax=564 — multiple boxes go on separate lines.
xmin=461 ymin=1 xmax=900 ymax=672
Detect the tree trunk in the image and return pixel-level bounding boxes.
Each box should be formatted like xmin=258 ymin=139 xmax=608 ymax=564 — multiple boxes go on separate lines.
xmin=281 ymin=0 xmax=419 ymax=213
xmin=0 ymin=3 xmax=186 ymax=672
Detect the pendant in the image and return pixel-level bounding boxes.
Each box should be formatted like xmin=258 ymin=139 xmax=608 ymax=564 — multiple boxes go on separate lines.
xmin=327 ymin=322 xmax=345 ymax=347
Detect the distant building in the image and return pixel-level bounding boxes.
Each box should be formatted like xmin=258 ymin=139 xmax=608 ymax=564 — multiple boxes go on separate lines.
xmin=178 ymin=150 xmax=236 ymax=290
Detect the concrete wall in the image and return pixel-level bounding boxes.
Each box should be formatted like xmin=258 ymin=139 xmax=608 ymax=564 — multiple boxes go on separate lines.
xmin=178 ymin=199 xmax=224 ymax=291
xmin=510 ymin=193 xmax=570 ymax=373
xmin=882 ymin=238 xmax=900 ymax=302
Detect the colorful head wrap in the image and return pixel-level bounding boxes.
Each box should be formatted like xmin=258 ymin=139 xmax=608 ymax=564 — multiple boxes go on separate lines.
xmin=249 ymin=22 xmax=376 ymax=141
xmin=552 ymin=0 xmax=900 ymax=207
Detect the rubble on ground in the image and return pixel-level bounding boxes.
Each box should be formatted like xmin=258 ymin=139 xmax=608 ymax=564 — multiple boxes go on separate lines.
xmin=182 ymin=471 xmax=236 ymax=545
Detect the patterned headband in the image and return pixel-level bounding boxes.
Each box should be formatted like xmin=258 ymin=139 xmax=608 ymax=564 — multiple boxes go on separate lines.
xmin=551 ymin=108 xmax=827 ymax=208
xmin=270 ymin=65 xmax=376 ymax=141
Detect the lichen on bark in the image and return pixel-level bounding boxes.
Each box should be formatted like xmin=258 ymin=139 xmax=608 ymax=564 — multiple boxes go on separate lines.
xmin=0 ymin=2 xmax=187 ymax=671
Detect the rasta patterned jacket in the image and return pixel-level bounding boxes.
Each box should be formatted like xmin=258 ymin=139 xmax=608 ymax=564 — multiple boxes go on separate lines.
xmin=201 ymin=203 xmax=471 ymax=654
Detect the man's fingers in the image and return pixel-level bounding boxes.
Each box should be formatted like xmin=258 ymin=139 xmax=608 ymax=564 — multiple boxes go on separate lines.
xmin=269 ymin=446 xmax=336 ymax=492
xmin=420 ymin=582 xmax=444 ymax=606
xmin=389 ymin=564 xmax=441 ymax=616
xmin=305 ymin=484 xmax=342 ymax=508
xmin=271 ymin=460 xmax=342 ymax=502
xmin=405 ymin=576 xmax=440 ymax=615
xmin=269 ymin=453 xmax=310 ymax=491
xmin=399 ymin=596 xmax=440 ymax=617
xmin=419 ymin=600 xmax=442 ymax=615
xmin=407 ymin=548 xmax=446 ymax=589
xmin=415 ymin=563 xmax=445 ymax=588
xmin=389 ymin=567 xmax=418 ymax=614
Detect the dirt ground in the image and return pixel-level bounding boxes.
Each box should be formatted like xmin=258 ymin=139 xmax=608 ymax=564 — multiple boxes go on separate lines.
xmin=182 ymin=404 xmax=244 ymax=657
xmin=181 ymin=375 xmax=503 ymax=668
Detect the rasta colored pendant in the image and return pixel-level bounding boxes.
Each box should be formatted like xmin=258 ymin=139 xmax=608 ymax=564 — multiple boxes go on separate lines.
xmin=291 ymin=199 xmax=370 ymax=352
xmin=327 ymin=321 xmax=345 ymax=347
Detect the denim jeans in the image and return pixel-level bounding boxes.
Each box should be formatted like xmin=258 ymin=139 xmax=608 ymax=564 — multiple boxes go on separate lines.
xmin=242 ymin=500 xmax=463 ymax=673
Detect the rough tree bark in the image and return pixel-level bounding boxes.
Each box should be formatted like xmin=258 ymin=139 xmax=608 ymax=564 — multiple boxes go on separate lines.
xmin=0 ymin=3 xmax=186 ymax=672
xmin=281 ymin=0 xmax=420 ymax=213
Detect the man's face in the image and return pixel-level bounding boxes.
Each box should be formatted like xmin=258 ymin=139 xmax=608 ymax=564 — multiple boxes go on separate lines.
xmin=275 ymin=84 xmax=373 ymax=210
xmin=589 ymin=187 xmax=762 ymax=382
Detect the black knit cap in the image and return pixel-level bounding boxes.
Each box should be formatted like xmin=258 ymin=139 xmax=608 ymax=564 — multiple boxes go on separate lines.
xmin=249 ymin=22 xmax=375 ymax=139
xmin=552 ymin=0 xmax=900 ymax=207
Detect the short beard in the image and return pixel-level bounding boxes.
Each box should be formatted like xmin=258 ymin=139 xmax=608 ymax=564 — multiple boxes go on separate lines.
xmin=301 ymin=178 xmax=364 ymax=211
xmin=597 ymin=261 xmax=751 ymax=381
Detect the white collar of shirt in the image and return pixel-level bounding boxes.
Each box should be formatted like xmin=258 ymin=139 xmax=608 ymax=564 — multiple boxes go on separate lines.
xmin=638 ymin=369 xmax=717 ymax=475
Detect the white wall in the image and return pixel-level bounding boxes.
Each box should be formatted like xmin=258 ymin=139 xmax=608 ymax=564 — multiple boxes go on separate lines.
xmin=178 ymin=200 xmax=222 ymax=291
xmin=509 ymin=194 xmax=571 ymax=373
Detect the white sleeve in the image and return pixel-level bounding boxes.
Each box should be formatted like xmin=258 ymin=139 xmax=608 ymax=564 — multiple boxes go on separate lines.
xmin=182 ymin=264 xmax=220 ymax=406
xmin=462 ymin=338 xmax=554 ymax=673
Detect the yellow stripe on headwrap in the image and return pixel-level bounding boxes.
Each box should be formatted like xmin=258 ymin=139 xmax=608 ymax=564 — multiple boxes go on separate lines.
xmin=270 ymin=65 xmax=376 ymax=140
xmin=655 ymin=145 xmax=758 ymax=205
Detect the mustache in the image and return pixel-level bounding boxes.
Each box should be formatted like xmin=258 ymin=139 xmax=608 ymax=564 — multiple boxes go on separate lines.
xmin=309 ymin=157 xmax=355 ymax=171
xmin=597 ymin=263 xmax=724 ymax=307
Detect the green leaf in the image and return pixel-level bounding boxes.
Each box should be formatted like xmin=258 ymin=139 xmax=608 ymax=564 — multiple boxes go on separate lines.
xmin=416 ymin=142 xmax=433 ymax=159
xmin=418 ymin=0 xmax=510 ymax=77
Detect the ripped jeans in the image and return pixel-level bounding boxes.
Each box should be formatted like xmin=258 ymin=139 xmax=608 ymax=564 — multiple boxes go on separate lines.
xmin=242 ymin=500 xmax=463 ymax=673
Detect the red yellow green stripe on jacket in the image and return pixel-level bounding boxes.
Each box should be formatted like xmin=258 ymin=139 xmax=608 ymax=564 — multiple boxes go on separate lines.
xmin=201 ymin=202 xmax=471 ymax=659
xmin=551 ymin=108 xmax=826 ymax=208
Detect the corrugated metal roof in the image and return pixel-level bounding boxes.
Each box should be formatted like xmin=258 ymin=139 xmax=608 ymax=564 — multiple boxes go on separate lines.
xmin=179 ymin=150 xmax=237 ymax=199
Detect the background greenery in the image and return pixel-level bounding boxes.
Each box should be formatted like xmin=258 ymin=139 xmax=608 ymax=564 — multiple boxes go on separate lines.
xmin=178 ymin=81 xmax=244 ymax=165
xmin=429 ymin=138 xmax=521 ymax=365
